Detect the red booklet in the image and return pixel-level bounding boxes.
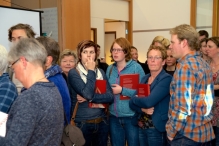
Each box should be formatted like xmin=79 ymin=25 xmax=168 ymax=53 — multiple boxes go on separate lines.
xmin=89 ymin=80 xmax=107 ymax=108
xmin=137 ymin=84 xmax=150 ymax=97
xmin=120 ymin=74 xmax=139 ymax=100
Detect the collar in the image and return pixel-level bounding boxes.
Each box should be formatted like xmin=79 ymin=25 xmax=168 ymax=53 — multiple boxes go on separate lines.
xmin=177 ymin=51 xmax=199 ymax=64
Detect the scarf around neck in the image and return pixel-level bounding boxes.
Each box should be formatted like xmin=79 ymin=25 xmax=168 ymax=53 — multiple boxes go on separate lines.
xmin=76 ymin=62 xmax=103 ymax=83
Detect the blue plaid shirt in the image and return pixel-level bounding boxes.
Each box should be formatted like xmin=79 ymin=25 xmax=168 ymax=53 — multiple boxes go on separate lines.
xmin=166 ymin=51 xmax=215 ymax=142
xmin=0 ymin=73 xmax=18 ymax=113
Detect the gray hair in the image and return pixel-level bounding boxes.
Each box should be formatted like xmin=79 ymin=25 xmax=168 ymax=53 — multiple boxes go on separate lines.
xmin=8 ymin=38 xmax=47 ymax=67
xmin=0 ymin=45 xmax=8 ymax=73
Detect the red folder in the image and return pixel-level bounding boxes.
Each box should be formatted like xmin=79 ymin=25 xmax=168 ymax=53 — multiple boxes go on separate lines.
xmin=137 ymin=84 xmax=150 ymax=97
xmin=120 ymin=74 xmax=139 ymax=100
xmin=89 ymin=80 xmax=107 ymax=108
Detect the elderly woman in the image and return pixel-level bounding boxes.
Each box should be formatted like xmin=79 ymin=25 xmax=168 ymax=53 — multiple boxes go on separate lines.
xmin=59 ymin=49 xmax=77 ymax=81
xmin=129 ymin=45 xmax=172 ymax=146
xmin=0 ymin=38 xmax=64 ymax=145
xmin=68 ymin=40 xmax=113 ymax=146
xmin=0 ymin=45 xmax=17 ymax=114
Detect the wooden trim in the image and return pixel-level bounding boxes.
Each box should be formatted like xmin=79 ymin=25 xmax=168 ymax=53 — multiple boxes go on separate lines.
xmin=133 ymin=28 xmax=171 ymax=33
xmin=127 ymin=0 xmax=133 ymax=44
xmin=91 ymin=28 xmax=97 ymax=43
xmin=212 ymin=0 xmax=219 ymax=36
xmin=57 ymin=0 xmax=63 ymax=51
xmin=190 ymin=0 xmax=197 ymax=28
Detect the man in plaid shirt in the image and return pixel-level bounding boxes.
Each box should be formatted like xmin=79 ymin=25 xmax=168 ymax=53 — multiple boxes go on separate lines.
xmin=166 ymin=24 xmax=215 ymax=145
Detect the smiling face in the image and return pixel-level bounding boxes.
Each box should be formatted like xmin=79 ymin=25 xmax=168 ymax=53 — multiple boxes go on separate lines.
xmin=111 ymin=43 xmax=126 ymax=63
xmin=80 ymin=47 xmax=96 ymax=65
xmin=166 ymin=49 xmax=177 ymax=67
xmin=60 ymin=55 xmax=76 ymax=75
xmin=147 ymin=49 xmax=165 ymax=73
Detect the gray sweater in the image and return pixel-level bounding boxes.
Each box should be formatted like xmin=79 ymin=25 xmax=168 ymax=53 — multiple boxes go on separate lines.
xmin=0 ymin=82 xmax=64 ymax=146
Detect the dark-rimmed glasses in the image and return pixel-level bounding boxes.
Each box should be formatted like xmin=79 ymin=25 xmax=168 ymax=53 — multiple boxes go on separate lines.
xmin=8 ymin=58 xmax=20 ymax=71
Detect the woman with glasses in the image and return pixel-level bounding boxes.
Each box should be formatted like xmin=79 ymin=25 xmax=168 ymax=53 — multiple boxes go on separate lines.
xmin=59 ymin=49 xmax=77 ymax=81
xmin=106 ymin=37 xmax=145 ymax=146
xmin=0 ymin=38 xmax=64 ymax=145
xmin=206 ymin=37 xmax=219 ymax=146
xmin=129 ymin=45 xmax=172 ymax=146
xmin=68 ymin=40 xmax=113 ymax=146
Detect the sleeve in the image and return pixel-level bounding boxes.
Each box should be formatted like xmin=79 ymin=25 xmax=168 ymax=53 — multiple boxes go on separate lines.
xmin=166 ymin=65 xmax=195 ymax=138
xmin=91 ymin=69 xmax=114 ymax=103
xmin=129 ymin=98 xmax=143 ymax=113
xmin=0 ymin=92 xmax=37 ymax=145
xmin=0 ymin=82 xmax=18 ymax=113
xmin=68 ymin=69 xmax=96 ymax=100
xmin=131 ymin=76 xmax=172 ymax=108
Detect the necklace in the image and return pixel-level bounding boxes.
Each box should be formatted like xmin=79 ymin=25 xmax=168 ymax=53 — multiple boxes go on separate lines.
xmin=211 ymin=63 xmax=219 ymax=70
xmin=37 ymin=76 xmax=46 ymax=82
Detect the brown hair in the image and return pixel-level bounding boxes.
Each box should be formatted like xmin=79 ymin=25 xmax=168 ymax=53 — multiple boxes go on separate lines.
xmin=207 ymin=37 xmax=219 ymax=48
xmin=170 ymin=24 xmax=199 ymax=51
xmin=8 ymin=23 xmax=36 ymax=42
xmin=110 ymin=37 xmax=132 ymax=62
xmin=36 ymin=36 xmax=60 ymax=64
xmin=147 ymin=45 xmax=167 ymax=60
xmin=76 ymin=40 xmax=97 ymax=63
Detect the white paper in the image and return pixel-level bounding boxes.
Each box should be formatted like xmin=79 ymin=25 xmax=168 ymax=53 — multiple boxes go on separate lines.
xmin=0 ymin=112 xmax=8 ymax=137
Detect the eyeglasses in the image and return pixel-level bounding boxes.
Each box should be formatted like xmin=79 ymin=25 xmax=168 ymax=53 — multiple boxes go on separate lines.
xmin=8 ymin=58 xmax=20 ymax=69
xmin=111 ymin=48 xmax=124 ymax=53
xmin=147 ymin=56 xmax=162 ymax=61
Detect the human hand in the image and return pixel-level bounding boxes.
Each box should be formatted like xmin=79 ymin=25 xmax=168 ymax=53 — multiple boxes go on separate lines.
xmin=77 ymin=94 xmax=87 ymax=103
xmin=85 ymin=57 xmax=95 ymax=71
xmin=141 ymin=107 xmax=154 ymax=115
xmin=168 ymin=136 xmax=173 ymax=141
xmin=111 ymin=84 xmax=122 ymax=94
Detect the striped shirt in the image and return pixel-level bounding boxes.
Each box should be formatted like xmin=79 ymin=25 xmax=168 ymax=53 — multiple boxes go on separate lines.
xmin=166 ymin=51 xmax=215 ymax=142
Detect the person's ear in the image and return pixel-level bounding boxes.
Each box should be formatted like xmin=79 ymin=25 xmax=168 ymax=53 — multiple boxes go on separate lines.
xmin=45 ymin=56 xmax=53 ymax=68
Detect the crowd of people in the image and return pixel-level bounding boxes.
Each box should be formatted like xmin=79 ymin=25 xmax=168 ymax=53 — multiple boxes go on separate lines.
xmin=0 ymin=23 xmax=218 ymax=146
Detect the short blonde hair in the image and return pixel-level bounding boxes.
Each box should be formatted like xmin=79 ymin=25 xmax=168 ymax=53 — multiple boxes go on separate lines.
xmin=170 ymin=24 xmax=199 ymax=51
xmin=152 ymin=36 xmax=170 ymax=49
xmin=59 ymin=49 xmax=77 ymax=64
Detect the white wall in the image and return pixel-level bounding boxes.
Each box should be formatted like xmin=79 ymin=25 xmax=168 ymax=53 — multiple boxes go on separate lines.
xmin=91 ymin=0 xmax=129 ymax=57
xmin=196 ymin=0 xmax=213 ymax=37
xmin=133 ymin=0 xmax=191 ymax=62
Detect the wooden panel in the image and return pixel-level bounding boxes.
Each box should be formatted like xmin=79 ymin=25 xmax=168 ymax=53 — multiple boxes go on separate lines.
xmin=212 ymin=0 xmax=219 ymax=36
xmin=0 ymin=0 xmax=11 ymax=6
xmin=190 ymin=0 xmax=197 ymax=28
xmin=58 ymin=0 xmax=91 ymax=51
xmin=11 ymin=0 xmax=39 ymax=9
xmin=40 ymin=0 xmax=57 ymax=8
xmin=128 ymin=0 xmax=133 ymax=44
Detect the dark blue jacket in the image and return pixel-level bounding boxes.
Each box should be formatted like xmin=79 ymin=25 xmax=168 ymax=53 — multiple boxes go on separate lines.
xmin=129 ymin=69 xmax=172 ymax=132
xmin=68 ymin=68 xmax=114 ymax=122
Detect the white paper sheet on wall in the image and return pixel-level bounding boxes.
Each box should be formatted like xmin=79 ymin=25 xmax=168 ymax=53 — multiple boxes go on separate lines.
xmin=40 ymin=7 xmax=58 ymax=42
